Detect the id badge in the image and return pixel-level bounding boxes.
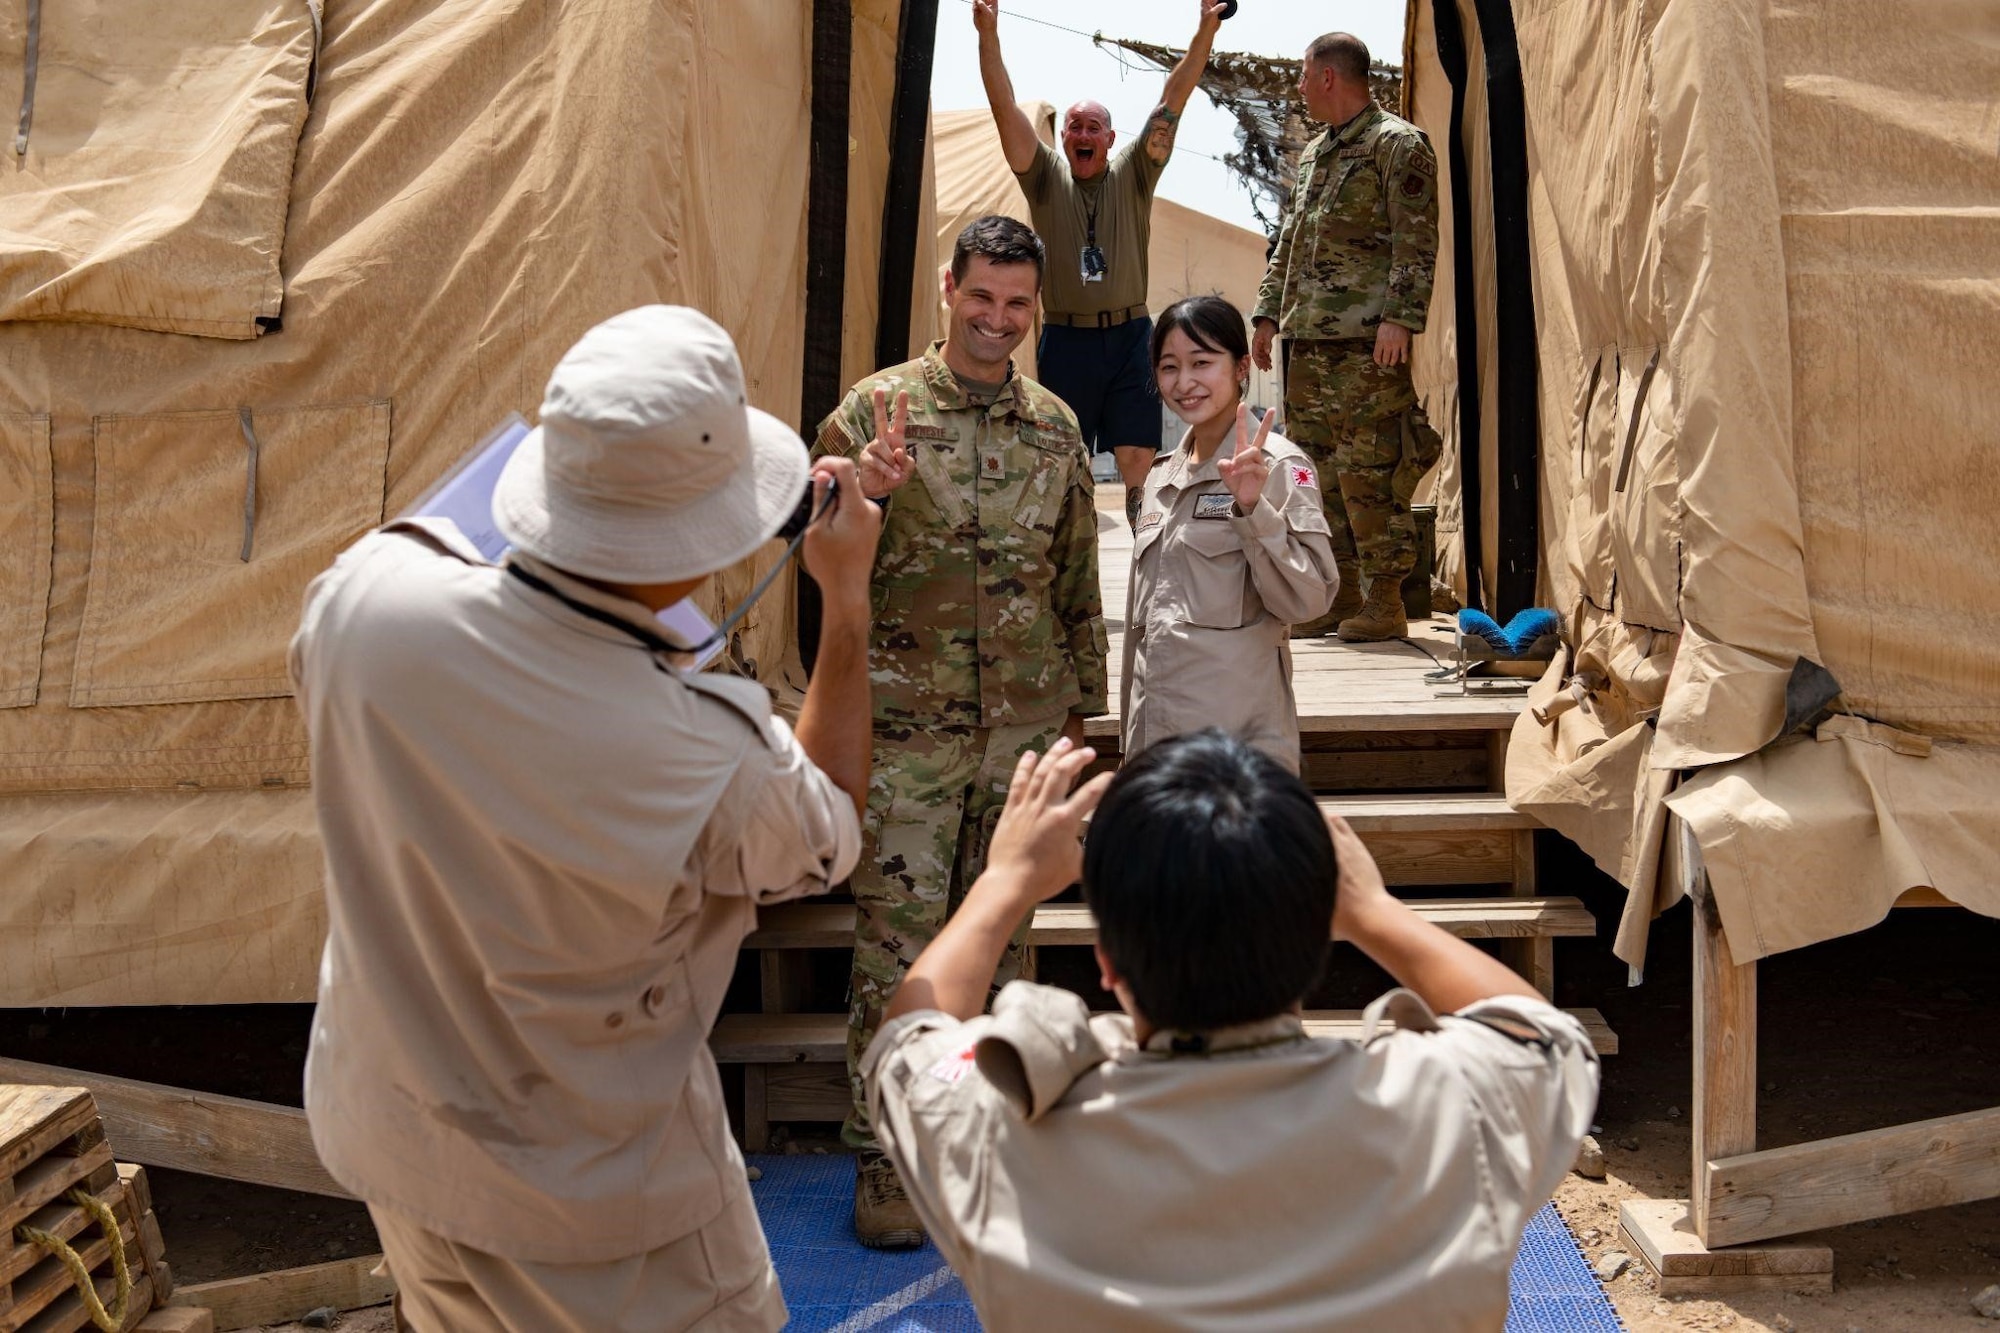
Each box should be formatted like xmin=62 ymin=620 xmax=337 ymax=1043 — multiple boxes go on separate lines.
xmin=1080 ymin=244 xmax=1108 ymax=284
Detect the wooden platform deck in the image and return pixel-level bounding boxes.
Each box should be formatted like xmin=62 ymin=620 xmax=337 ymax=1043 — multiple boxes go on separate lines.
xmin=1085 ymin=484 xmax=1526 ymax=740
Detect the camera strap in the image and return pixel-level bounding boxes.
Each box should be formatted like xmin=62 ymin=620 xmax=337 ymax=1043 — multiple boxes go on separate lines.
xmin=503 ymin=485 xmax=835 ymax=667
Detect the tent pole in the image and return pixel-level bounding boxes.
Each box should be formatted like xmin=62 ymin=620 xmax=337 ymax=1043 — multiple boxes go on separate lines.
xmin=875 ymin=0 xmax=941 ymax=370
xmin=797 ymin=0 xmax=854 ymax=675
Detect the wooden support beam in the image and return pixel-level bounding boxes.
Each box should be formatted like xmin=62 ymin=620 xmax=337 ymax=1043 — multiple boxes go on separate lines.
xmin=167 ymin=1256 xmax=392 ymax=1332
xmin=0 ymin=1059 xmax=348 ymax=1201
xmin=1702 ymin=1106 xmax=2000 ymax=1249
xmin=1619 ymin=1199 xmax=1830 ymax=1296
xmin=1686 ymin=819 xmax=1757 ymax=1239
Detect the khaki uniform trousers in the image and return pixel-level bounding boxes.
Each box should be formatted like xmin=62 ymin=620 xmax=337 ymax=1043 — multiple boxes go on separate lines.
xmin=370 ymin=1191 xmax=784 ymax=1333
xmin=1283 ymin=337 xmax=1443 ymax=628
xmin=842 ymin=715 xmax=1061 ymax=1153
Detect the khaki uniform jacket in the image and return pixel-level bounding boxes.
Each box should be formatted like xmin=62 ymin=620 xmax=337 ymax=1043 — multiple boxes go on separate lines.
xmin=867 ymin=982 xmax=1600 ymax=1333
xmin=1124 ymin=428 xmax=1338 ymax=772
xmin=1253 ymin=103 xmax=1440 ymax=339
xmin=816 ymin=343 xmax=1109 ymax=729
xmin=289 ymin=519 xmax=861 ymax=1265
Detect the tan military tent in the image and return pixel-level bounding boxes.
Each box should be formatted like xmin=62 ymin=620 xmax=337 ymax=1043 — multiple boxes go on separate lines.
xmin=929 ymin=102 xmax=1278 ymax=408
xmin=1400 ymin=0 xmax=2000 ymax=969
xmin=0 ymin=0 xmax=932 ymax=1004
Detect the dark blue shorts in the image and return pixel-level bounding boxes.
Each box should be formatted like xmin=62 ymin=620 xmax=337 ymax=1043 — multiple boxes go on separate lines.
xmin=1036 ymin=317 xmax=1163 ymax=454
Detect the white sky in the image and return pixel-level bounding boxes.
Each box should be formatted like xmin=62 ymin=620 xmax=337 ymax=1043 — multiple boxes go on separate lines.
xmin=928 ymin=0 xmax=1409 ymax=236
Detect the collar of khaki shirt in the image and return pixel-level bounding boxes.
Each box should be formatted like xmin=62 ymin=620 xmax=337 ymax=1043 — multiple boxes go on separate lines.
xmin=1154 ymin=431 xmax=1239 ymax=498
xmin=504 ymin=551 xmax=698 ymax=662
xmin=917 ymin=339 xmax=1031 ymax=419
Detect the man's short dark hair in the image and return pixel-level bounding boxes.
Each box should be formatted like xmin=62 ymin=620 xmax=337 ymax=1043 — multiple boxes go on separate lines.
xmin=1081 ymin=730 xmax=1336 ymax=1032
xmin=950 ymin=214 xmax=1045 ymax=286
xmin=1306 ymin=32 xmax=1371 ymax=85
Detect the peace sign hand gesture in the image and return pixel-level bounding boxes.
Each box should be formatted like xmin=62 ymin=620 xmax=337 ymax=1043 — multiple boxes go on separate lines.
xmin=858 ymin=387 xmax=916 ymax=499
xmin=1215 ymin=403 xmax=1276 ymax=513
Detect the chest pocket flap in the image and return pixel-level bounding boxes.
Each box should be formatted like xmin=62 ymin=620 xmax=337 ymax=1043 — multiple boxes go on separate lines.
xmin=1175 ymin=517 xmax=1251 ymax=630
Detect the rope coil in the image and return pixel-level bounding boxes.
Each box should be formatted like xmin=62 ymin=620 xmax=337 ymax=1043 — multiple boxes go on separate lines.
xmin=16 ymin=1187 xmax=134 ymax=1333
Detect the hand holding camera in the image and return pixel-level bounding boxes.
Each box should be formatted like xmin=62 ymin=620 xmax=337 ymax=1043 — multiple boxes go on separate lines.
xmin=801 ymin=457 xmax=882 ymax=616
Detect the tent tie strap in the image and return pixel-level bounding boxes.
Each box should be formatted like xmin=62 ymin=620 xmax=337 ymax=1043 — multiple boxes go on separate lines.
xmin=239 ymin=406 xmax=261 ymax=561
xmin=14 ymin=0 xmax=41 ymax=156
xmin=16 ymin=1187 xmax=134 ymax=1333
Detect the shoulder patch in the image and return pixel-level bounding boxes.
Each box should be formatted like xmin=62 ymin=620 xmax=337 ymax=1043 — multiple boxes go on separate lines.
xmin=927 ymin=1042 xmax=981 ymax=1085
xmin=1288 ymin=461 xmax=1317 ymax=489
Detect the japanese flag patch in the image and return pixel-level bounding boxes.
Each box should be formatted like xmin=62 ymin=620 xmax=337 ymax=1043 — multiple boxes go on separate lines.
xmin=1289 ymin=462 xmax=1316 ymax=489
xmin=927 ymin=1042 xmax=980 ymax=1085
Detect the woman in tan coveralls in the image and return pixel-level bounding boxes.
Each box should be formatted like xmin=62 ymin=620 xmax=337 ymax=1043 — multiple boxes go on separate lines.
xmin=1124 ymin=296 xmax=1340 ymax=773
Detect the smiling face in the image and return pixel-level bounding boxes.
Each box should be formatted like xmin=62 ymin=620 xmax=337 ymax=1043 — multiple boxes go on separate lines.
xmin=1154 ymin=325 xmax=1248 ymax=433
xmin=942 ymin=255 xmax=1041 ymax=379
xmin=1061 ymin=101 xmax=1115 ymax=181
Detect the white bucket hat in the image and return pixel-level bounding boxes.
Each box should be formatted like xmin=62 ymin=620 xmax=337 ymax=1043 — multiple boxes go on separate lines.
xmin=493 ymin=305 xmax=810 ymax=584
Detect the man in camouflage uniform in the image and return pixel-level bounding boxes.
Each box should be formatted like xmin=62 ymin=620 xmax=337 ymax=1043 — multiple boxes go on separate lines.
xmin=1253 ymin=31 xmax=1444 ymax=642
xmin=813 ymin=215 xmax=1108 ymax=1248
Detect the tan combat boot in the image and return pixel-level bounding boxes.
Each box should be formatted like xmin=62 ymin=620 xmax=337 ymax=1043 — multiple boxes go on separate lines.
xmin=1336 ymin=574 xmax=1409 ymax=642
xmin=854 ymin=1152 xmax=926 ymax=1250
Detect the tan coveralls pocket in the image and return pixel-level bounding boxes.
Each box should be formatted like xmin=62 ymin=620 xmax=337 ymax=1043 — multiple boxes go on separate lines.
xmin=1176 ymin=520 xmax=1254 ymax=629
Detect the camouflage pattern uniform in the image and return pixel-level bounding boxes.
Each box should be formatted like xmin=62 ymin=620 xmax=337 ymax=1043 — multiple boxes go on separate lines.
xmin=1254 ymin=103 xmax=1444 ymax=634
xmin=814 ymin=341 xmax=1109 ymax=1154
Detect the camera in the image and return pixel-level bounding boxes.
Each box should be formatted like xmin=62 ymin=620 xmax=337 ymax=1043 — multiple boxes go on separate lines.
xmin=776 ymin=476 xmax=838 ymax=541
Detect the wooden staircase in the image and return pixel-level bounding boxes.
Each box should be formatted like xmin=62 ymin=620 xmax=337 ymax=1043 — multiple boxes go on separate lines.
xmin=711 ymin=633 xmax=1615 ymax=1149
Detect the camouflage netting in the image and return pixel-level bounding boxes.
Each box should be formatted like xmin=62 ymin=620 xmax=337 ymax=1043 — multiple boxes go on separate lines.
xmin=1102 ymin=38 xmax=1403 ymax=236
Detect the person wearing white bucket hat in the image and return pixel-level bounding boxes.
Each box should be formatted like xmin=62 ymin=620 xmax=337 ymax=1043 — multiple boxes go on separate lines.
xmin=290 ymin=305 xmax=883 ymax=1331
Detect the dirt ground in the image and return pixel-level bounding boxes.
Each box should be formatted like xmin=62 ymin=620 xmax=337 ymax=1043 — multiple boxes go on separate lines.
xmin=1 ymin=843 xmax=1996 ymax=1330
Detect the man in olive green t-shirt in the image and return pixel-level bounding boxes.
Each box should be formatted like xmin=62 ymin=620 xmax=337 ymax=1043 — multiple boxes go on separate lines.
xmin=975 ymin=0 xmax=1228 ymax=527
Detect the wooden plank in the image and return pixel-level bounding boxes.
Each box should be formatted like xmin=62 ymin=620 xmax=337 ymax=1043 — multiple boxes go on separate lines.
xmin=19 ymin=1270 xmax=152 ymax=1333
xmin=0 ymin=1143 xmax=115 ymax=1236
xmin=168 ymin=1256 xmax=393 ymax=1332
xmin=712 ymin=1007 xmax=1617 ymax=1063
xmin=1363 ymin=829 xmax=1514 ymax=886
xmin=1702 ymin=1105 xmax=2000 ymax=1248
xmin=1299 ymin=748 xmax=1487 ymax=793
xmin=1687 ymin=820 xmax=1757 ymax=1240
xmin=741 ymin=1066 xmax=770 ymax=1153
xmin=1620 ymin=1199 xmax=1831 ymax=1297
xmin=1086 ymin=701 xmax=1521 ymax=739
xmin=2 ymin=1190 xmax=141 ymax=1332
xmin=0 ymin=1089 xmax=95 ymax=1185
xmin=0 ymin=1179 xmax=131 ymax=1288
xmin=764 ymin=1065 xmax=852 ymax=1123
xmin=1316 ymin=793 xmax=1535 ymax=833
xmin=747 ymin=897 xmax=1597 ymax=951
xmin=0 ymin=1060 xmax=348 ymax=1202
xmin=134 ymin=1312 xmax=212 ymax=1333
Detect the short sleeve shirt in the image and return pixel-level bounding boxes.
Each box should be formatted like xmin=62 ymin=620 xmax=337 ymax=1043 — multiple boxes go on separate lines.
xmin=1017 ymin=137 xmax=1166 ymax=318
xmin=866 ymin=981 xmax=1599 ymax=1331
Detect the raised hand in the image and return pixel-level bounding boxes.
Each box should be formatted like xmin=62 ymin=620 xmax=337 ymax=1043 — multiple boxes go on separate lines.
xmin=973 ymin=0 xmax=999 ymax=37
xmin=1198 ymin=0 xmax=1228 ymax=35
xmin=1215 ymin=402 xmax=1276 ymax=512
xmin=858 ymin=386 xmax=916 ymax=499
xmin=983 ymin=736 xmax=1113 ymax=909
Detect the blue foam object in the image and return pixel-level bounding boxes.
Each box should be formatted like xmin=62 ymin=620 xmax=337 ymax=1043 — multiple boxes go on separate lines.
xmin=1459 ymin=607 xmax=1561 ymax=658
xmin=747 ymin=1154 xmax=1622 ymax=1332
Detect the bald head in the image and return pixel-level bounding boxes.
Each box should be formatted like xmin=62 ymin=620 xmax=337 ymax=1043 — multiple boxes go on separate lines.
xmin=1061 ymin=100 xmax=1115 ymax=180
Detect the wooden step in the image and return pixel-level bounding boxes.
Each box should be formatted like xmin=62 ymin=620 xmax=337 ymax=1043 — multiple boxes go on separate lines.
xmin=1085 ymin=697 xmax=1522 ymax=740
xmin=749 ymin=895 xmax=1594 ymax=952
xmin=712 ymin=1006 xmax=1618 ymax=1063
xmin=1316 ymin=792 xmax=1534 ymax=832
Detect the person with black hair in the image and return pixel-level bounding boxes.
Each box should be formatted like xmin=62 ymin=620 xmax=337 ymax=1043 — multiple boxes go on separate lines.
xmin=1126 ymin=295 xmax=1339 ymax=774
xmin=864 ymin=729 xmax=1599 ymax=1331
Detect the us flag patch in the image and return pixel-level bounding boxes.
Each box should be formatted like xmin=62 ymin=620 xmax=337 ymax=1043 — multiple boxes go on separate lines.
xmin=1290 ymin=462 xmax=1316 ymax=489
xmin=927 ymin=1043 xmax=979 ymax=1085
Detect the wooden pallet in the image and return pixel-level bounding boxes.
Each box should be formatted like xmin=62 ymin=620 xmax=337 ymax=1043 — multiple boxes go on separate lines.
xmin=1 ymin=1088 xmax=171 ymax=1333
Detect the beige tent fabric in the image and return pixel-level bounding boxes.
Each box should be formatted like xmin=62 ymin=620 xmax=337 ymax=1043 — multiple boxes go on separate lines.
xmin=0 ymin=1 xmax=319 ymax=338
xmin=0 ymin=0 xmax=913 ymax=1004
xmin=1405 ymin=0 xmax=2000 ymax=969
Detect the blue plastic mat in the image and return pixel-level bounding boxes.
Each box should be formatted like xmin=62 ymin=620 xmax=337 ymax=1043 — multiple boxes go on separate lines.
xmin=749 ymin=1154 xmax=1622 ymax=1332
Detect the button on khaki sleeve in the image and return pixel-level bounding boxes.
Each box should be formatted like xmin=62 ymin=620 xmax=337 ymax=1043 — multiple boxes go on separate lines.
xmin=700 ymin=712 xmax=862 ymax=905
xmin=1229 ymin=444 xmax=1339 ymax=626
xmin=1443 ymin=998 xmax=1601 ymax=1236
